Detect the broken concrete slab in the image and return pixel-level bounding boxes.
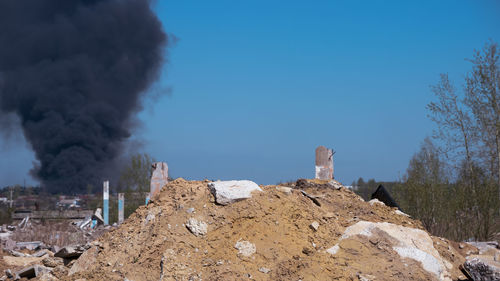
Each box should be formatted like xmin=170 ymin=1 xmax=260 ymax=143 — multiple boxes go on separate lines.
xmin=16 ymin=265 xmax=50 ymax=279
xmin=54 ymin=246 xmax=84 ymax=259
xmin=208 ymin=180 xmax=262 ymax=205
xmin=464 ymin=255 xmax=500 ymax=281
xmin=69 ymin=246 xmax=99 ymax=276
xmin=185 ymin=218 xmax=208 ymax=237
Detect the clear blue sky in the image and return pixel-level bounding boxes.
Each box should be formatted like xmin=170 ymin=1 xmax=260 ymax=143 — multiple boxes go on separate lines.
xmin=1 ymin=0 xmax=500 ymax=187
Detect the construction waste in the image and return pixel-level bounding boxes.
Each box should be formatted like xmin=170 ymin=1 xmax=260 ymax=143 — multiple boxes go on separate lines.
xmin=1 ymin=178 xmax=500 ymax=280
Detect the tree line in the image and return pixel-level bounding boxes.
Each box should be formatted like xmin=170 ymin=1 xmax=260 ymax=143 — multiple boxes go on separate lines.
xmin=354 ymin=41 xmax=500 ymax=241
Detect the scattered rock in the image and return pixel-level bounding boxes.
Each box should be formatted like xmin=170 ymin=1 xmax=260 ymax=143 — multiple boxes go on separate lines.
xmin=368 ymin=199 xmax=385 ymax=206
xmin=310 ymin=221 xmax=319 ymax=231
xmin=357 ymin=273 xmax=376 ymax=281
xmin=258 ymin=267 xmax=271 ymax=274
xmin=185 ymin=218 xmax=208 ymax=236
xmin=328 ymin=180 xmax=343 ymax=190
xmin=234 ymin=240 xmax=256 ymax=257
xmin=394 ymin=210 xmax=410 ymax=217
xmin=276 ymin=186 xmax=292 ymax=194
xmin=208 ymin=180 xmax=262 ymax=205
xmin=4 ymin=269 xmax=13 ymax=278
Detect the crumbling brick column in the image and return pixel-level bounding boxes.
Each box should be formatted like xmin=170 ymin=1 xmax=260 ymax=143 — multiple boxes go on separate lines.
xmin=315 ymin=146 xmax=334 ymax=180
xmin=150 ymin=162 xmax=168 ymax=200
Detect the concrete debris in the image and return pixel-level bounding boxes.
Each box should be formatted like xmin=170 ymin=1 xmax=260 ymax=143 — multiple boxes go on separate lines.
xmin=357 ymin=273 xmax=376 ymax=281
xmin=42 ymin=257 xmax=64 ymax=268
xmin=327 ymin=221 xmax=451 ymax=281
xmin=310 ymin=221 xmax=320 ymax=231
xmin=258 ymin=267 xmax=271 ymax=274
xmin=464 ymin=255 xmax=500 ymax=281
xmin=92 ymin=208 xmax=104 ymax=225
xmin=234 ymin=240 xmax=256 ymax=257
xmin=69 ymin=246 xmax=99 ymax=276
xmin=4 ymin=269 xmax=13 ymax=278
xmin=208 ymin=180 xmax=262 ymax=205
xmin=275 ymin=186 xmax=292 ymax=194
xmin=328 ymin=180 xmax=343 ymax=190
xmin=54 ymin=245 xmax=85 ymax=259
xmin=467 ymin=241 xmax=500 ymax=255
xmin=300 ymin=190 xmax=321 ymax=206
xmin=16 ymin=264 xmax=50 ymax=279
xmin=151 ymin=162 xmax=169 ymax=199
xmin=315 ymin=145 xmax=334 ymax=180
xmin=368 ymin=198 xmax=385 ymax=206
xmin=16 ymin=241 xmax=43 ymax=251
xmin=185 ymin=218 xmax=208 ymax=237
xmin=30 ymin=178 xmax=473 ymax=280
xmin=9 ymin=250 xmax=27 ymax=257
xmin=394 ymin=210 xmax=410 ymax=217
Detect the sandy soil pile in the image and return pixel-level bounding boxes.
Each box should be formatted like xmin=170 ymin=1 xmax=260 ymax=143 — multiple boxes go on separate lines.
xmin=67 ymin=178 xmax=473 ymax=281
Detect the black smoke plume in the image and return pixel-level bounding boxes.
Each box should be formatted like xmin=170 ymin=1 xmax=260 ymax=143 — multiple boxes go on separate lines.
xmin=0 ymin=0 xmax=167 ymax=193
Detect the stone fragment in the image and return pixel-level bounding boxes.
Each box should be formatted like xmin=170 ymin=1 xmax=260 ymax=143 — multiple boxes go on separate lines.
xmin=328 ymin=180 xmax=342 ymax=190
xmin=208 ymin=180 xmax=262 ymax=205
xmin=276 ymin=186 xmax=292 ymax=194
xmin=310 ymin=221 xmax=320 ymax=231
xmin=151 ymin=162 xmax=168 ymax=199
xmin=315 ymin=146 xmax=334 ymax=180
xmin=234 ymin=240 xmax=256 ymax=257
xmin=368 ymin=199 xmax=385 ymax=206
xmin=4 ymin=269 xmax=13 ymax=278
xmin=259 ymin=267 xmax=271 ymax=274
xmin=464 ymin=255 xmax=500 ymax=281
xmin=185 ymin=218 xmax=208 ymax=237
xmin=357 ymin=273 xmax=376 ymax=281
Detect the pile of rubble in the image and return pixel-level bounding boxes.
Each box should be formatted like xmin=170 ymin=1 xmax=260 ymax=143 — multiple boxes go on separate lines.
xmin=3 ymin=178 xmax=500 ymax=280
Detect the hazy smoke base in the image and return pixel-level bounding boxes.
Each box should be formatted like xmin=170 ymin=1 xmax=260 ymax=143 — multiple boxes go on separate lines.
xmin=0 ymin=0 xmax=167 ymax=193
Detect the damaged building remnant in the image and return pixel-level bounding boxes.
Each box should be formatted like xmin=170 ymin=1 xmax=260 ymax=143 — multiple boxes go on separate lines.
xmin=103 ymin=181 xmax=109 ymax=225
xmin=315 ymin=146 xmax=334 ymax=180
xmin=118 ymin=193 xmax=124 ymax=224
xmin=151 ymin=162 xmax=168 ymax=200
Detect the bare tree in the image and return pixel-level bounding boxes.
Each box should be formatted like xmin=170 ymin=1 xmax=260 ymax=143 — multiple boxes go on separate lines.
xmin=464 ymin=41 xmax=500 ymax=197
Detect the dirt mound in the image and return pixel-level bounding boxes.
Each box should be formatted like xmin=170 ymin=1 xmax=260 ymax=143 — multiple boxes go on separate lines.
xmin=67 ymin=179 xmax=469 ymax=281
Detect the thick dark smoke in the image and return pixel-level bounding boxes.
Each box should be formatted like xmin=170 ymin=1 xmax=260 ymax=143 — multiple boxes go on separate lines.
xmin=0 ymin=0 xmax=167 ymax=193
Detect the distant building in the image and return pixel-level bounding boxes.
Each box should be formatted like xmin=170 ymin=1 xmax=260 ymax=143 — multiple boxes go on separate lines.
xmin=56 ymin=198 xmax=82 ymax=209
